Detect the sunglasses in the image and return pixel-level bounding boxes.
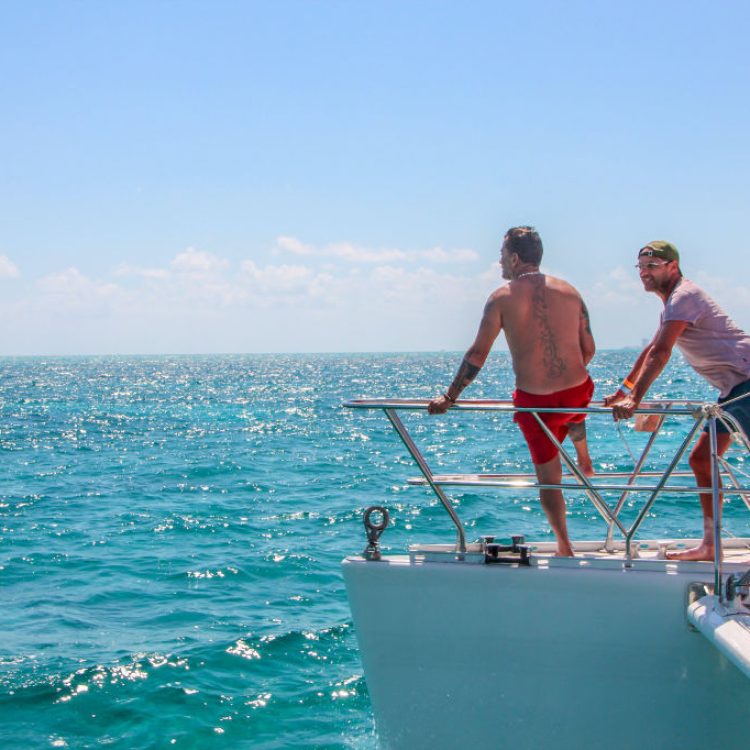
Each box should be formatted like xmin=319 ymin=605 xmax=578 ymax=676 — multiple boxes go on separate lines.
xmin=635 ymin=260 xmax=670 ymax=270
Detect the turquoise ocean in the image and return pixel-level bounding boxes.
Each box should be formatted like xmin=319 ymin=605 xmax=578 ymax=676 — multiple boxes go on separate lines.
xmin=2 ymin=351 xmax=748 ymax=749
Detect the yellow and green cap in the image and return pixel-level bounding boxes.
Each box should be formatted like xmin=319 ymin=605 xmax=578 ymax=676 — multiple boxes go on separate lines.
xmin=638 ymin=241 xmax=680 ymax=263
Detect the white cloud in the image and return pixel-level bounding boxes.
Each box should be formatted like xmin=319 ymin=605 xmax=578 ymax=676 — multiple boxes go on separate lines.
xmin=18 ymin=239 xmax=750 ymax=354
xmin=327 ymin=242 xmax=408 ymax=263
xmin=274 ymin=236 xmax=315 ymax=256
xmin=240 ymin=260 xmax=340 ymax=306
xmin=114 ymin=263 xmax=169 ymax=280
xmin=581 ymin=267 xmax=663 ymax=347
xmin=115 ymin=248 xmax=228 ymax=280
xmin=421 ymin=246 xmax=479 ymax=263
xmin=242 ymin=260 xmax=313 ymax=289
xmin=37 ymin=267 xmax=118 ymax=296
xmin=171 ymin=247 xmax=229 ymax=275
xmin=272 ymin=236 xmax=479 ymax=265
xmin=0 ymin=255 xmax=20 ymax=279
xmin=587 ymin=265 xmax=644 ymax=305
xmin=34 ymin=267 xmax=125 ymax=317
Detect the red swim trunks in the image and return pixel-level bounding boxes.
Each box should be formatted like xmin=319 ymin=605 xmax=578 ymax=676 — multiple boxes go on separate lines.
xmin=512 ymin=376 xmax=594 ymax=465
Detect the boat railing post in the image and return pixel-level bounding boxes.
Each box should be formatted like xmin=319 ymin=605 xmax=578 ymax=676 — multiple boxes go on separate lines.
xmin=715 ymin=412 xmax=750 ymax=512
xmin=625 ymin=414 xmax=705 ymax=562
xmin=530 ymin=409 xmax=629 ymax=540
xmin=709 ymin=415 xmax=724 ymax=602
xmin=383 ymin=407 xmax=467 ymax=555
xmin=717 ymin=453 xmax=750 ymax=513
xmin=604 ymin=411 xmax=667 ymax=552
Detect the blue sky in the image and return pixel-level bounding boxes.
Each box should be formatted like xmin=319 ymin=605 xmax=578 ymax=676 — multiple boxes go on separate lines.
xmin=1 ymin=0 xmax=749 ymax=354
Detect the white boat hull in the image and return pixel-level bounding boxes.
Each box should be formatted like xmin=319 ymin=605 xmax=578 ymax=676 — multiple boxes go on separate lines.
xmin=343 ymin=551 xmax=750 ymax=750
xmin=689 ymin=594 xmax=750 ymax=680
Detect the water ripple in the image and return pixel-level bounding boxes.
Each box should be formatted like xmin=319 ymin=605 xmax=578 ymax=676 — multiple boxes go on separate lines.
xmin=0 ymin=352 xmax=724 ymax=748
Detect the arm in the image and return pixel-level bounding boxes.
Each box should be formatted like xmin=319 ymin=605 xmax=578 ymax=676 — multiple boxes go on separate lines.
xmin=602 ymin=339 xmax=653 ymax=406
xmin=427 ymin=295 xmax=503 ymax=414
xmin=610 ymin=320 xmax=688 ymax=420
xmin=579 ymin=299 xmax=596 ymax=366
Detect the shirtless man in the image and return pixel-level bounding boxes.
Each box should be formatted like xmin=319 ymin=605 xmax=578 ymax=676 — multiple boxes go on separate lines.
xmin=604 ymin=241 xmax=750 ymax=561
xmin=428 ymin=226 xmax=596 ymax=556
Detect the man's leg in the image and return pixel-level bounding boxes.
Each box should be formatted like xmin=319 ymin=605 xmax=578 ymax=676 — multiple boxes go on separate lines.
xmin=534 ymin=454 xmax=575 ymax=557
xmin=666 ymin=430 xmax=732 ymax=561
xmin=567 ymin=420 xmax=594 ymax=477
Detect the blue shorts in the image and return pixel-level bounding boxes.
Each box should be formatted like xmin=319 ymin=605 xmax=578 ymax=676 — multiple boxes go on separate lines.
xmin=707 ymin=378 xmax=750 ymax=436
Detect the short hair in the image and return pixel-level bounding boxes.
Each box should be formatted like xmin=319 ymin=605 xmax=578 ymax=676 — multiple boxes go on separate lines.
xmin=504 ymin=226 xmax=543 ymax=265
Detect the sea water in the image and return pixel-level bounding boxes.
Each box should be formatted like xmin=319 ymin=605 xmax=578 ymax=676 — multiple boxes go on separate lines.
xmin=1 ymin=352 xmax=747 ymax=749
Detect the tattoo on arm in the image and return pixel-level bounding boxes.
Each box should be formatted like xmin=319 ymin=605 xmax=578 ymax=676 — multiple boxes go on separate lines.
xmin=581 ymin=301 xmax=592 ymax=337
xmin=448 ymin=357 xmax=481 ymax=399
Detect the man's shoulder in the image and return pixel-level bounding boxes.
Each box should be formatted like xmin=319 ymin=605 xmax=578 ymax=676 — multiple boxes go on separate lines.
xmin=674 ymin=277 xmax=701 ymax=293
xmin=663 ymin=278 xmax=714 ymax=324
xmin=545 ymin=274 xmax=582 ymax=297
xmin=488 ymin=283 xmax=512 ymax=300
xmin=669 ymin=278 xmax=707 ymax=304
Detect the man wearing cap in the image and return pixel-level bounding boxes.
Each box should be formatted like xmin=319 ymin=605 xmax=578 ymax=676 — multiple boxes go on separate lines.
xmin=604 ymin=241 xmax=750 ymax=561
xmin=428 ymin=226 xmax=596 ymax=557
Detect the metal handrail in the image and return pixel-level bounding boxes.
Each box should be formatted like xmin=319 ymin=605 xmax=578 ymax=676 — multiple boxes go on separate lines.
xmin=345 ymin=397 xmax=750 ymax=576
xmin=409 ymin=478 xmax=729 ymax=492
xmin=345 ymin=398 xmax=702 ymax=414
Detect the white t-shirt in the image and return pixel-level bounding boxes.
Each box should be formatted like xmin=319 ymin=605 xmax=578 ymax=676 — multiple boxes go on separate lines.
xmin=662 ymin=278 xmax=750 ymax=397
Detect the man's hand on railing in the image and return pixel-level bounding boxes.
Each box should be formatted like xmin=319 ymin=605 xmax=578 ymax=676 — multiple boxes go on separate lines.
xmin=602 ymin=389 xmax=626 ymax=407
xmin=605 ymin=392 xmax=640 ymax=421
xmin=427 ymin=395 xmax=454 ymax=414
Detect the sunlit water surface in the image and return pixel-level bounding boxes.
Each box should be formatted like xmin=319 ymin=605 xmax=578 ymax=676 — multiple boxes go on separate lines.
xmin=1 ymin=352 xmax=746 ymax=748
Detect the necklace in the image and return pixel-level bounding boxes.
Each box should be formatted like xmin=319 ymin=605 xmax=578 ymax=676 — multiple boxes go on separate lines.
xmin=516 ymin=271 xmax=542 ymax=279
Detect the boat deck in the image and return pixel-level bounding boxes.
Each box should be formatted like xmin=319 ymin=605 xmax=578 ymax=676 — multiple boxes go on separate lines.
xmin=407 ymin=537 xmax=750 ymax=569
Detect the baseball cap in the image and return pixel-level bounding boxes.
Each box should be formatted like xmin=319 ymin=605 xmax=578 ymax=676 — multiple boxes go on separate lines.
xmin=638 ymin=241 xmax=680 ymax=263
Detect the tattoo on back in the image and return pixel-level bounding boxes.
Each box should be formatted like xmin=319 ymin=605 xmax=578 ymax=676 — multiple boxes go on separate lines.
xmin=450 ymin=358 xmax=481 ymax=396
xmin=531 ymin=279 xmax=566 ymax=379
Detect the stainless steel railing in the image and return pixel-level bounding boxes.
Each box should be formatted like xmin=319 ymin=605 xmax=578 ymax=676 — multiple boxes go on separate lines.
xmin=344 ymin=398 xmax=750 ymax=592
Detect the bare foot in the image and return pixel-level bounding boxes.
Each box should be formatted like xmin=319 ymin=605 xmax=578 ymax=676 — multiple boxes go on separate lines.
xmin=665 ymin=543 xmax=715 ymax=562
xmin=555 ymin=544 xmax=575 ymax=557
